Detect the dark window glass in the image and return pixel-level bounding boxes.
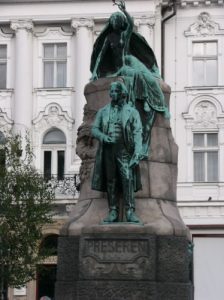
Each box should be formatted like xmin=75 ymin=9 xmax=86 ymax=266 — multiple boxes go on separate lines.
xmin=43 ymin=128 xmax=66 ymax=144
xmin=39 ymin=234 xmax=58 ymax=256
xmin=0 ymin=45 xmax=7 ymax=89
xmin=57 ymin=150 xmax=65 ymax=180
xmin=44 ymin=151 xmax=52 ymax=180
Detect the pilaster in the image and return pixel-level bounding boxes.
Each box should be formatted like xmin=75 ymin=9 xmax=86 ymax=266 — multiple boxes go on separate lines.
xmin=134 ymin=16 xmax=156 ymax=48
xmin=10 ymin=19 xmax=34 ymax=140
xmin=71 ymin=18 xmax=94 ymax=163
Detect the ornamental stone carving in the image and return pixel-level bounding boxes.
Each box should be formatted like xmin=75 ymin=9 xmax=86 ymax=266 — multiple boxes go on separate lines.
xmin=10 ymin=20 xmax=33 ymax=32
xmin=194 ymin=101 xmax=217 ymax=128
xmin=0 ymin=108 xmax=13 ymax=132
xmin=33 ymin=103 xmax=74 ymax=132
xmin=71 ymin=18 xmax=94 ymax=31
xmin=134 ymin=16 xmax=156 ymax=28
xmin=184 ymin=12 xmax=224 ymax=36
xmin=34 ymin=27 xmax=73 ymax=38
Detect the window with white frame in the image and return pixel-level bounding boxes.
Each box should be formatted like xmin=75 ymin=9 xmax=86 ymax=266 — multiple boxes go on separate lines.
xmin=192 ymin=41 xmax=218 ymax=86
xmin=0 ymin=44 xmax=7 ymax=89
xmin=42 ymin=128 xmax=66 ymax=180
xmin=43 ymin=43 xmax=67 ymax=88
xmin=193 ymin=132 xmax=218 ymax=182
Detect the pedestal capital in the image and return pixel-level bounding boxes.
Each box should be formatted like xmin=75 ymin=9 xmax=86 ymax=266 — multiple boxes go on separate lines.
xmin=71 ymin=18 xmax=94 ymax=31
xmin=134 ymin=16 xmax=156 ymax=28
xmin=10 ymin=19 xmax=33 ymax=32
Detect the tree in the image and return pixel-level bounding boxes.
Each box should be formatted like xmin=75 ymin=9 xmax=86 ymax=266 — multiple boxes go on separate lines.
xmin=0 ymin=134 xmax=54 ymax=298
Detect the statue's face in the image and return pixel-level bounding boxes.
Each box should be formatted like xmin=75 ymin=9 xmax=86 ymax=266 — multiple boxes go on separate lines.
xmin=109 ymin=13 xmax=126 ymax=31
xmin=110 ymin=83 xmax=122 ymax=102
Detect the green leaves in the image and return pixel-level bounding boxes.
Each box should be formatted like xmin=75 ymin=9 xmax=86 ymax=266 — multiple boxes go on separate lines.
xmin=0 ymin=134 xmax=53 ymax=287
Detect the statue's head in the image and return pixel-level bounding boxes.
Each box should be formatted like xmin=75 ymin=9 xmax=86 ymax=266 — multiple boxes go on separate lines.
xmin=109 ymin=81 xmax=128 ymax=104
xmin=109 ymin=12 xmax=127 ymax=31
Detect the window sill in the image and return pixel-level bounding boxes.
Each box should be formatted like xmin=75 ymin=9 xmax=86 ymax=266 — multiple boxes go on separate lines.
xmin=185 ymin=86 xmax=224 ymax=91
xmin=0 ymin=88 xmax=13 ymax=92
xmin=177 ymin=182 xmax=222 ymax=187
xmin=193 ymin=182 xmax=219 ymax=185
xmin=34 ymin=87 xmax=74 ymax=92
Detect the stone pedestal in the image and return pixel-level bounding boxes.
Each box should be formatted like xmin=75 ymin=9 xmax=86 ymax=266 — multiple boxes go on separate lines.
xmin=56 ymin=226 xmax=192 ymax=300
xmin=55 ymin=78 xmax=193 ymax=300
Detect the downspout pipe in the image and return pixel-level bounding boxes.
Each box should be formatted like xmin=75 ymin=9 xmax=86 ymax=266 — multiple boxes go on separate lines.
xmin=161 ymin=0 xmax=177 ymax=78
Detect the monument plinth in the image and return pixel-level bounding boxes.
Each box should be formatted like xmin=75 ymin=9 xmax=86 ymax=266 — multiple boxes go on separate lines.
xmin=55 ymin=79 xmax=193 ymax=300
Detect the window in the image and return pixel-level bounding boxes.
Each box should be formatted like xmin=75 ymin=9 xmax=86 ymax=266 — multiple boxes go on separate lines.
xmin=192 ymin=41 xmax=218 ymax=86
xmin=39 ymin=234 xmax=58 ymax=256
xmin=43 ymin=128 xmax=66 ymax=180
xmin=0 ymin=45 xmax=7 ymax=89
xmin=43 ymin=43 xmax=67 ymax=88
xmin=193 ymin=133 xmax=218 ymax=182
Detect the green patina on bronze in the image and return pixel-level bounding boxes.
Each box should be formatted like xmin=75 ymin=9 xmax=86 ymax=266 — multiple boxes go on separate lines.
xmin=91 ymin=0 xmax=170 ymax=223
xmin=90 ymin=0 xmax=169 ymax=157
xmin=91 ymin=81 xmax=142 ymax=223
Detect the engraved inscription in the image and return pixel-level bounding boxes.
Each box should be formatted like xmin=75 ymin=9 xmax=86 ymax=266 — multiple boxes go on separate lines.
xmin=79 ymin=238 xmax=154 ymax=280
xmin=82 ymin=239 xmax=148 ymax=262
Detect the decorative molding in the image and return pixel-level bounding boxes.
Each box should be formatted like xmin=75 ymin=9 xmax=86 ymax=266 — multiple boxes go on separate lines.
xmin=184 ymin=12 xmax=224 ymax=37
xmin=183 ymin=96 xmax=224 ymax=129
xmin=32 ymin=103 xmax=74 ymax=132
xmin=71 ymin=18 xmax=94 ymax=31
xmin=0 ymin=28 xmax=13 ymax=39
xmin=194 ymin=101 xmax=217 ymax=128
xmin=34 ymin=26 xmax=73 ymax=38
xmin=0 ymin=108 xmax=13 ymax=133
xmin=134 ymin=16 xmax=156 ymax=28
xmin=162 ymin=0 xmax=224 ymax=7
xmin=10 ymin=19 xmax=33 ymax=32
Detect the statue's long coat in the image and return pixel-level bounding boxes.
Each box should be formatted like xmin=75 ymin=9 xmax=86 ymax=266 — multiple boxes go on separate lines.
xmin=91 ymin=103 xmax=142 ymax=193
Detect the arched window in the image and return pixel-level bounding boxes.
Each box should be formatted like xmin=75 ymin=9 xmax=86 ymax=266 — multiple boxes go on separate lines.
xmin=39 ymin=234 xmax=58 ymax=256
xmin=42 ymin=128 xmax=66 ymax=180
xmin=43 ymin=128 xmax=66 ymax=144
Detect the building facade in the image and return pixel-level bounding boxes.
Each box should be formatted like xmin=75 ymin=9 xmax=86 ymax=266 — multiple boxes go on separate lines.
xmin=164 ymin=3 xmax=224 ymax=299
xmin=0 ymin=0 xmax=223 ymax=299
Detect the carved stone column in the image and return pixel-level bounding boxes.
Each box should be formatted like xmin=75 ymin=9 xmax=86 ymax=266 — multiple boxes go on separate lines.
xmin=10 ymin=20 xmax=33 ymax=139
xmin=71 ymin=18 xmax=94 ymax=163
xmin=134 ymin=16 xmax=155 ymax=48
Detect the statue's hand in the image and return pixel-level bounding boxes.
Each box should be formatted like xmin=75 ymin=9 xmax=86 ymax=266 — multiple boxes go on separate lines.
xmin=103 ymin=135 xmax=114 ymax=144
xmin=129 ymin=153 xmax=141 ymax=168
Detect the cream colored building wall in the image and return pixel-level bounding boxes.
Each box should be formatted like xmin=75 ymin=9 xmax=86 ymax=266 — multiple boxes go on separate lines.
xmin=164 ymin=3 xmax=224 ymax=228
xmin=0 ymin=1 xmax=162 ymax=299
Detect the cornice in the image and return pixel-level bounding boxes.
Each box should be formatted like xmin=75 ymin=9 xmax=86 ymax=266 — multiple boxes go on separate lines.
xmin=162 ymin=0 xmax=224 ymax=7
xmin=0 ymin=0 xmax=136 ymax=2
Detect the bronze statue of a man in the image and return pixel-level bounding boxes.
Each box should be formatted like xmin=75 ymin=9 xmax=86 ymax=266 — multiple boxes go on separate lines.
xmin=91 ymin=81 xmax=143 ymax=223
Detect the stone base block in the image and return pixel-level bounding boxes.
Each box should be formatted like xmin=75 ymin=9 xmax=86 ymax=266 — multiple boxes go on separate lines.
xmin=55 ymin=229 xmax=193 ymax=300
xmin=56 ymin=281 xmax=192 ymax=300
